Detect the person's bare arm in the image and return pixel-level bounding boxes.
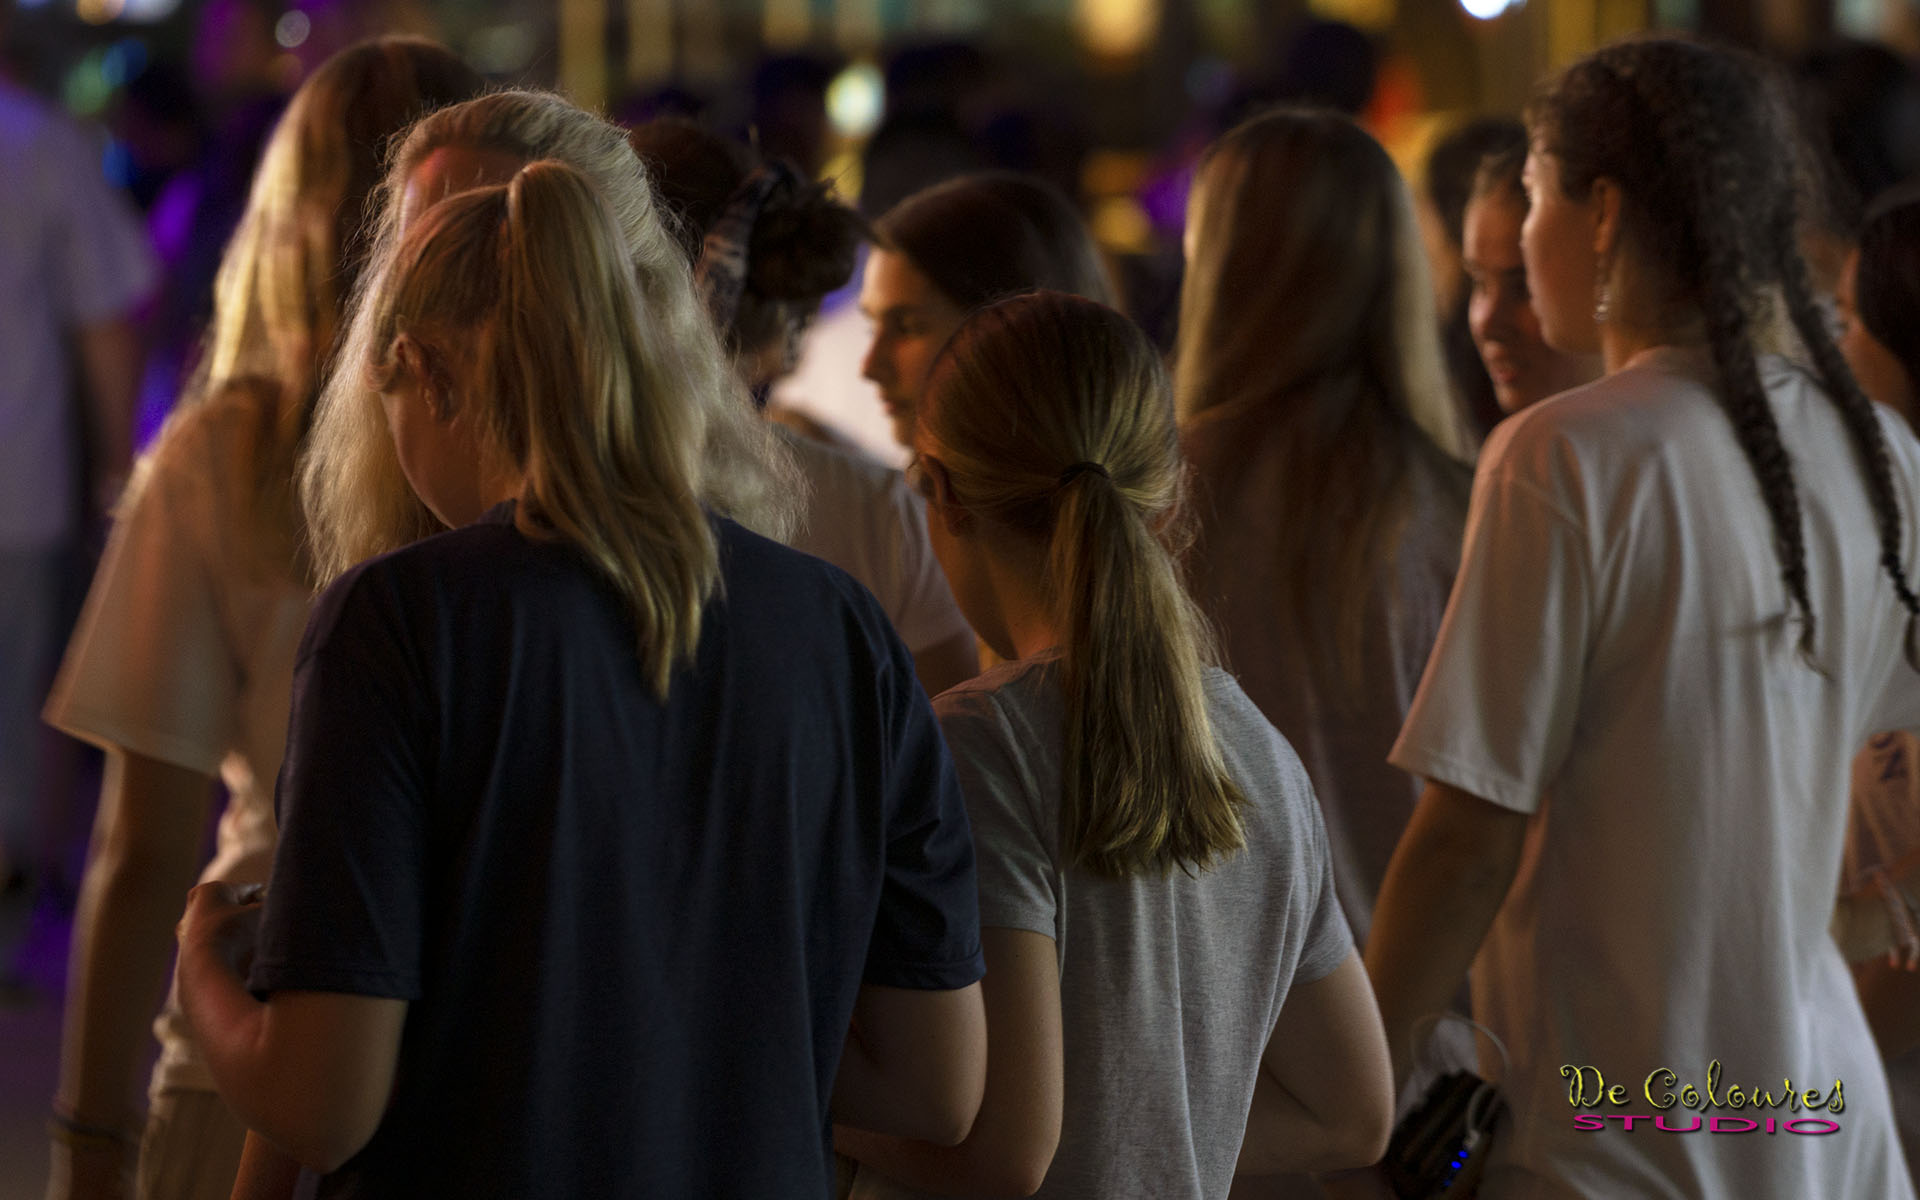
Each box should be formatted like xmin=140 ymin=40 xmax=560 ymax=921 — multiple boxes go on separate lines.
xmin=836 ymin=927 xmax=1060 ymax=1195
xmin=831 ymin=976 xmax=988 ymax=1148
xmin=1238 ymin=951 xmax=1394 ymax=1175
xmin=912 ymin=630 xmax=979 ymax=698
xmin=1365 ymin=781 xmax=1529 ymax=1090
xmin=75 ymin=317 xmax=143 ymax=512
xmin=50 ymin=751 xmax=216 ymax=1198
xmin=176 ymin=884 xmax=406 ymax=1173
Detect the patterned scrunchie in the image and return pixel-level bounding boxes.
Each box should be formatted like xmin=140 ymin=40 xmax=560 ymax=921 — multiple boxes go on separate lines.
xmin=694 ymin=160 xmax=802 ymax=335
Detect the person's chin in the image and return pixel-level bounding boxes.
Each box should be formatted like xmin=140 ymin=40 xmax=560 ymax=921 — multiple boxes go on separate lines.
xmin=887 ymin=410 xmax=916 ymax=449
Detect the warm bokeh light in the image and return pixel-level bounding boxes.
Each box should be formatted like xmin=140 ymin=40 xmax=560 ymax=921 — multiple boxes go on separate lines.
xmin=1075 ymin=0 xmax=1160 ymax=59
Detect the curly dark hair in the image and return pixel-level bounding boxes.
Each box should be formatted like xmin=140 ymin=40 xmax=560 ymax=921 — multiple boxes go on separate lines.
xmin=1531 ymin=36 xmax=1920 ymax=665
xmin=627 ymin=117 xmax=866 ymax=356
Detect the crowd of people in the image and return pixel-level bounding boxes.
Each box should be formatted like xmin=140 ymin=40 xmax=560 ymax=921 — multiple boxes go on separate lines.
xmin=10 ymin=13 xmax=1920 ymax=1200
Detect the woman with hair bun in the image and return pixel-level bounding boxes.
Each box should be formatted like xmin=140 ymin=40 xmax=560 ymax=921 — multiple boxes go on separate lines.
xmin=630 ymin=117 xmax=979 ymax=694
xmin=1368 ymin=37 xmax=1920 ymax=1197
xmin=838 ymin=291 xmax=1393 ymax=1198
xmin=175 ymin=154 xmax=988 ymax=1197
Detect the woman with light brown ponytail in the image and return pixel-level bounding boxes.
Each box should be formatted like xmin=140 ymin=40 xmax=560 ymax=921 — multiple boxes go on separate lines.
xmin=836 ymin=291 xmax=1393 ymax=1198
xmin=1368 ymin=36 xmax=1920 ymax=1197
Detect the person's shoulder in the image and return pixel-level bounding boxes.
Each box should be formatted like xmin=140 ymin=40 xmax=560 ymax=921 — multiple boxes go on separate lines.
xmin=148 ymin=379 xmax=283 ymax=473
xmin=933 ymin=656 xmax=1058 ymax=739
xmin=715 ymin=515 xmax=900 ymax=634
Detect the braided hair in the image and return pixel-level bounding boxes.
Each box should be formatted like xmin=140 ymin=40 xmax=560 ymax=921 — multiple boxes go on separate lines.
xmin=1531 ymin=37 xmax=1920 ymax=667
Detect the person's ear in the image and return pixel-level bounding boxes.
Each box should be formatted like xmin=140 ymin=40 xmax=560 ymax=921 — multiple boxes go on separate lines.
xmin=394 ymin=334 xmax=453 ymax=422
xmin=1590 ymin=176 xmax=1624 ymax=263
xmin=919 ymin=454 xmax=973 ymax=535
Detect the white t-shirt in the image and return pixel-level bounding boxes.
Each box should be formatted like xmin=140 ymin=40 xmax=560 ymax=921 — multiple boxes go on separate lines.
xmin=925 ymin=657 xmax=1352 ymax=1199
xmin=780 ymin=427 xmax=972 ymax=655
xmin=0 ymin=83 xmax=156 ymax=548
xmin=1392 ymin=346 xmax=1920 ymax=1198
xmin=44 ymin=388 xmax=311 ymax=1095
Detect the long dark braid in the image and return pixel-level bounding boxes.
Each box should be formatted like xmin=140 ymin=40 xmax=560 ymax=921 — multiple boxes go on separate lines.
xmin=1536 ymin=38 xmax=1920 ymax=667
xmin=1780 ymin=246 xmax=1920 ymax=665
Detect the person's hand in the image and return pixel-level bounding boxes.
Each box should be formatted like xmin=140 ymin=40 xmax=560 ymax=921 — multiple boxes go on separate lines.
xmin=177 ymin=882 xmax=266 ymax=979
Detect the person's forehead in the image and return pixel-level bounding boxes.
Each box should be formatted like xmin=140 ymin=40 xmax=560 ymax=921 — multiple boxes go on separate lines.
xmin=1464 ymin=193 xmax=1525 ymax=259
xmin=861 ymin=248 xmax=937 ymax=310
xmin=399 ymin=144 xmax=529 ymax=232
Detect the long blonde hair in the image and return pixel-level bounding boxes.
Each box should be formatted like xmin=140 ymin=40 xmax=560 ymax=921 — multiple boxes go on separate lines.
xmin=347 ymin=160 xmax=731 ymax=695
xmin=301 ymin=90 xmax=795 ymax=583
xmin=923 ymin=292 xmax=1246 ymax=878
xmin=185 ymin=37 xmax=480 ymax=572
xmin=1175 ymin=108 xmax=1470 ymax=687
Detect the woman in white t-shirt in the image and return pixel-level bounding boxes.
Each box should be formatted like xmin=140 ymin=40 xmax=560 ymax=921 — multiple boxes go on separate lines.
xmin=835 ymin=291 xmax=1394 ymax=1198
xmin=1367 ymin=38 xmax=1920 ymax=1198
xmin=40 ymin=40 xmax=482 ymax=1200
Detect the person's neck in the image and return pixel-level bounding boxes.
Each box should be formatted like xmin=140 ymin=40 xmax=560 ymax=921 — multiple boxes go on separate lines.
xmin=978 ymin=536 xmax=1062 ymax=663
xmin=1600 ymin=314 xmax=1708 ymax=375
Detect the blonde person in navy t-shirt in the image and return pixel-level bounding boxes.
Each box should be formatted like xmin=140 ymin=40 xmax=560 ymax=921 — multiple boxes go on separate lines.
xmin=173 ymin=152 xmax=987 ymax=1198
xmin=836 ymin=292 xmax=1394 ymax=1198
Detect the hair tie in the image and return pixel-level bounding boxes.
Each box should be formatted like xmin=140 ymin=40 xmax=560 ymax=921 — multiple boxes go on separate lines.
xmin=1058 ymin=461 xmax=1109 ymax=487
xmin=694 ymin=161 xmax=798 ymax=335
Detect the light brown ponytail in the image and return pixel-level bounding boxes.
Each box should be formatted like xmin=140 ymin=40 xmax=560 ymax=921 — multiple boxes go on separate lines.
xmin=923 ymin=292 xmax=1247 ymax=877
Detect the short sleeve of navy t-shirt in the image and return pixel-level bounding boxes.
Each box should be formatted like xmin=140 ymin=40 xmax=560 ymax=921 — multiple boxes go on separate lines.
xmin=249 ymin=505 xmax=983 ymax=1199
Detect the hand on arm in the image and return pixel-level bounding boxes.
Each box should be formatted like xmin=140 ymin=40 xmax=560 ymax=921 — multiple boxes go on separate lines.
xmin=1238 ymin=951 xmax=1393 ymax=1176
xmin=836 ymin=927 xmax=1060 ymax=1197
xmin=1364 ymin=781 xmax=1529 ymax=1092
xmin=175 ymin=883 xmax=406 ymax=1174
xmin=50 ymin=750 xmax=216 ymax=1200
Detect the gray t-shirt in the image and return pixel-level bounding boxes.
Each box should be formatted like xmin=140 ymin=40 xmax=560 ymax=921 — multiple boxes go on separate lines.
xmin=933 ymin=657 xmax=1353 ymax=1199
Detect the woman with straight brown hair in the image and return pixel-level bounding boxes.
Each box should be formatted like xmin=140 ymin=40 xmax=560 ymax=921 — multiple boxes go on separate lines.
xmin=1177 ymin=108 xmax=1472 ymax=967
xmin=837 ymin=291 xmax=1392 ymax=1198
xmin=40 ymin=38 xmax=483 ymax=1200
xmin=859 ymin=171 xmax=1116 ymax=453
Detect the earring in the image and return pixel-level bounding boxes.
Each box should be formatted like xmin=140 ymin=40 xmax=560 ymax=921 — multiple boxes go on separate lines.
xmin=1593 ymin=278 xmax=1612 ymax=325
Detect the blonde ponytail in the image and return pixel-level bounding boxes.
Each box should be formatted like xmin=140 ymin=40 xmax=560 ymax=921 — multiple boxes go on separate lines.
xmin=302 ymin=90 xmax=796 ymax=591
xmin=924 ymin=292 xmax=1247 ymax=877
xmin=336 ymin=159 xmax=726 ymax=695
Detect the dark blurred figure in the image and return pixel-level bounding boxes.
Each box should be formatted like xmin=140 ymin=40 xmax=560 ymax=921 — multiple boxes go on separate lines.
xmin=1424 ymin=117 xmax=1526 ymax=445
xmin=109 ymin=63 xmax=207 ymax=213
xmin=1798 ymin=39 xmax=1920 ymax=232
xmin=134 ymin=0 xmax=288 ymax=440
xmin=750 ymin=52 xmax=838 ymax=178
xmin=858 ymin=108 xmax=986 ymax=219
xmin=1223 ymin=19 xmax=1378 ymax=130
xmin=612 ymin=83 xmax=708 ymax=129
xmin=883 ymin=40 xmax=990 ymax=122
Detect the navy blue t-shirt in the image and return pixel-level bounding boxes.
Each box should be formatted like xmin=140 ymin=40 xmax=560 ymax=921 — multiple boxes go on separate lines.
xmin=248 ymin=504 xmax=984 ymax=1198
